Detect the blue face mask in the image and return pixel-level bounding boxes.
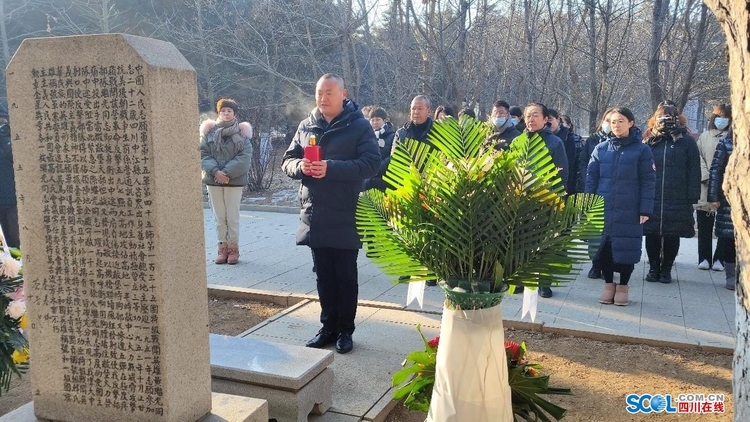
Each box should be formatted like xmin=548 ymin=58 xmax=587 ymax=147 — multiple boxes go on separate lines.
xmin=510 ymin=117 xmax=518 ymax=126
xmin=492 ymin=117 xmax=507 ymax=127
xmin=714 ymin=117 xmax=729 ymax=131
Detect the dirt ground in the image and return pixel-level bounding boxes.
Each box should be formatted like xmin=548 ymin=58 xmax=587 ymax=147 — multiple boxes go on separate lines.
xmin=385 ymin=328 xmax=733 ymax=422
xmin=1 ymin=298 xmax=734 ymax=421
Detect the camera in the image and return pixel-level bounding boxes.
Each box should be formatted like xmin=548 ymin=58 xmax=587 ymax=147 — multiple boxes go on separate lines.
xmin=0 ymin=123 xmax=9 ymax=138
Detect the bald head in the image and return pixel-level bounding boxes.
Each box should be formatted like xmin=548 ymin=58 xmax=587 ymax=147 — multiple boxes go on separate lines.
xmin=316 ymin=73 xmax=348 ymax=121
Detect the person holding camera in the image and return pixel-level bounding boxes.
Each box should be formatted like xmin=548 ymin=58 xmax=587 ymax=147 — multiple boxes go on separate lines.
xmin=643 ymin=102 xmax=701 ymax=284
xmin=0 ymin=107 xmax=19 ymax=248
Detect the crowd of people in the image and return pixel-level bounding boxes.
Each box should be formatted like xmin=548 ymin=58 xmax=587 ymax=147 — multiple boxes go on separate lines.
xmin=197 ymin=74 xmax=738 ymax=353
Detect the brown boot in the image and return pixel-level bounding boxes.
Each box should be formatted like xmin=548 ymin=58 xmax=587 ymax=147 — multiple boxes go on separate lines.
xmin=614 ymin=285 xmax=629 ymax=306
xmin=214 ymin=243 xmax=228 ymax=264
xmin=226 ymin=244 xmax=240 ymax=265
xmin=599 ymin=283 xmax=615 ymax=304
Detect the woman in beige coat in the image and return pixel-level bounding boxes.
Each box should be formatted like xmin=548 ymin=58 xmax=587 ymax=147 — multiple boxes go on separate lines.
xmin=693 ymin=104 xmax=731 ymax=271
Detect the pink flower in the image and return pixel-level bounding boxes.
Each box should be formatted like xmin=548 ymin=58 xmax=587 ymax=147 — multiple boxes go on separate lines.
xmin=5 ymin=286 xmax=23 ymax=301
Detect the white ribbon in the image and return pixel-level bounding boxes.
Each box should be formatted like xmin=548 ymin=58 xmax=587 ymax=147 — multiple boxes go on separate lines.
xmin=0 ymin=223 xmax=10 ymax=256
xmin=405 ymin=280 xmax=426 ymax=309
xmin=520 ymin=287 xmax=538 ymax=322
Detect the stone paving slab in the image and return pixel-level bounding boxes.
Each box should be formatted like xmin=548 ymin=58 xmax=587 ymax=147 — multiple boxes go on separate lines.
xmin=205 ymin=209 xmax=735 ymax=351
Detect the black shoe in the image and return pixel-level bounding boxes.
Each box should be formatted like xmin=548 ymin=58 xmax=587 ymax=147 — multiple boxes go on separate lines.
xmin=426 ymin=280 xmax=437 ymax=286
xmin=645 ymin=262 xmax=661 ymax=283
xmin=539 ymin=287 xmax=553 ymax=298
xmin=659 ymin=262 xmax=673 ymax=284
xmin=335 ymin=333 xmax=353 ymax=354
xmin=587 ymin=268 xmax=602 ymax=279
xmin=306 ymin=328 xmax=337 ymax=348
xmin=514 ymin=286 xmax=524 ymax=294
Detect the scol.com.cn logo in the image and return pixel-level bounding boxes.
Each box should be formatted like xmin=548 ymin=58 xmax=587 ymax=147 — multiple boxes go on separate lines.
xmin=626 ymin=393 xmax=726 ymax=414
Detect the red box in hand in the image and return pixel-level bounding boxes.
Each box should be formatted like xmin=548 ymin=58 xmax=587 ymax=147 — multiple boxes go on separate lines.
xmin=304 ymin=145 xmax=321 ymax=161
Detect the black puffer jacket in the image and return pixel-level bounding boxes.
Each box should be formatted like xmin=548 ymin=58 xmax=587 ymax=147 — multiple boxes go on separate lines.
xmin=363 ymin=122 xmax=396 ymax=191
xmin=708 ymin=133 xmax=734 ymax=239
xmin=643 ymin=128 xmax=701 ymax=237
xmin=282 ymin=99 xmax=380 ymax=249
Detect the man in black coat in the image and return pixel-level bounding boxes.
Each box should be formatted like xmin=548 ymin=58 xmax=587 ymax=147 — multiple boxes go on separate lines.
xmin=487 ymin=100 xmax=521 ymax=150
xmin=282 ymin=74 xmax=380 ymax=354
xmin=0 ymin=107 xmax=19 ymax=248
xmin=394 ymin=95 xmax=434 ymax=149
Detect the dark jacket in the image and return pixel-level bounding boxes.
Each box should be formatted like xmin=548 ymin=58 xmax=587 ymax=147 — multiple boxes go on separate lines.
xmin=281 ymin=99 xmax=380 ymax=249
xmin=643 ymin=129 xmax=701 ymax=237
xmin=585 ymin=130 xmax=656 ymax=264
xmin=488 ymin=122 xmax=522 ymax=151
xmin=363 ymin=122 xmax=396 ymax=191
xmin=394 ymin=118 xmax=434 ymax=148
xmin=554 ymin=126 xmax=579 ymax=194
xmin=577 ymin=132 xmax=606 ymax=193
xmin=514 ymin=126 xmax=569 ymax=188
xmin=0 ymin=134 xmax=16 ymax=207
xmin=708 ymin=133 xmax=734 ymax=239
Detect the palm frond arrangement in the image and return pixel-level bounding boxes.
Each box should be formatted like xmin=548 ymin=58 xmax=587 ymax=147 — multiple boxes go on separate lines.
xmin=0 ymin=246 xmax=28 ymax=396
xmin=356 ymin=116 xmax=604 ymax=309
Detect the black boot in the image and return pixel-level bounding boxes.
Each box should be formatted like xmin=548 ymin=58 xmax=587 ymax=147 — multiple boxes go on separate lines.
xmin=659 ymin=261 xmax=673 ymax=284
xmin=645 ymin=260 xmax=660 ymax=282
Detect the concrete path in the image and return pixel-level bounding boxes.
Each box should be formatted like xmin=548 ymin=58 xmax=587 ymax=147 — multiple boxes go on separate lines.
xmin=204 ymin=207 xmax=736 ymax=421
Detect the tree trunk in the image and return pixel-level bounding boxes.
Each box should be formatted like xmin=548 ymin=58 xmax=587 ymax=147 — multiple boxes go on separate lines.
xmin=648 ymin=0 xmax=669 ymax=110
xmin=703 ymin=2 xmax=749 ymax=420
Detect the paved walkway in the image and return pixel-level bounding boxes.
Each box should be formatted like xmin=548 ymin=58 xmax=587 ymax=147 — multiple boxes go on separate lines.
xmin=204 ymin=207 xmax=736 ymax=421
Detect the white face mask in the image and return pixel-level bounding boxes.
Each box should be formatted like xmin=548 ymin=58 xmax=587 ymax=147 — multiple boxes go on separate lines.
xmin=510 ymin=117 xmax=519 ymax=126
xmin=492 ymin=117 xmax=507 ymax=127
xmin=714 ymin=117 xmax=729 ymax=131
xmin=601 ymin=122 xmax=611 ymax=134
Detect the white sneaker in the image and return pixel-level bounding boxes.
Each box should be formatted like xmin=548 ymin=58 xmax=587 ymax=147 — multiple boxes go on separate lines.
xmin=712 ymin=261 xmax=724 ymax=271
xmin=698 ymin=260 xmax=710 ymax=270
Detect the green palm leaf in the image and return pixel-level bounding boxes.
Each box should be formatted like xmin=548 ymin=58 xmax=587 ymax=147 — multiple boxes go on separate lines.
xmin=357 ymin=115 xmax=604 ymax=296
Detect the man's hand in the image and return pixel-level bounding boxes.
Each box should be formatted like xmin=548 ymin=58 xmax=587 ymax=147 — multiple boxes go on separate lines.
xmin=301 ymin=158 xmax=314 ymax=176
xmin=310 ymin=160 xmax=327 ymax=178
xmin=214 ymin=170 xmax=230 ymax=184
xmin=639 ymin=215 xmax=649 ymax=225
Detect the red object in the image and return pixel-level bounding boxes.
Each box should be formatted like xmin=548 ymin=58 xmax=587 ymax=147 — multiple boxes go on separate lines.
xmin=504 ymin=340 xmax=521 ymax=361
xmin=304 ymin=145 xmax=322 ymax=161
xmin=428 ymin=336 xmax=440 ymax=349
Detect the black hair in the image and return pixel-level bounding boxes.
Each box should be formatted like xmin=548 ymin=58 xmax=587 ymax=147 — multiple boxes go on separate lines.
xmin=493 ymin=100 xmax=510 ymax=111
xmin=524 ymin=102 xmax=549 ymax=118
xmin=508 ymin=106 xmax=523 ymax=117
xmin=434 ymin=105 xmax=455 ymax=120
xmin=547 ymin=108 xmax=560 ymax=119
xmin=610 ymin=107 xmax=636 ymax=123
xmin=458 ymin=108 xmax=476 ymax=119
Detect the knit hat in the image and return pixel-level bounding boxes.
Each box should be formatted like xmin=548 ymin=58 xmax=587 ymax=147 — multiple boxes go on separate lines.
xmin=216 ymin=98 xmax=239 ymax=114
xmin=370 ymin=107 xmax=388 ymax=120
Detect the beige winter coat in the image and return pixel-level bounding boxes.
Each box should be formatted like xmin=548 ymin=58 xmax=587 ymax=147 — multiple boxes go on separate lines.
xmin=694 ymin=128 xmax=728 ymax=212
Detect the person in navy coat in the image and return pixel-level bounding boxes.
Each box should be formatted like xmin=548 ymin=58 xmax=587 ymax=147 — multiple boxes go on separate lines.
xmin=586 ymin=107 xmax=656 ymax=306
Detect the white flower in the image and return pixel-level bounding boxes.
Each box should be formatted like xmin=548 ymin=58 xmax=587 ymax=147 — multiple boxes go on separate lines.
xmin=6 ymin=300 xmax=26 ymax=319
xmin=0 ymin=253 xmax=21 ymax=279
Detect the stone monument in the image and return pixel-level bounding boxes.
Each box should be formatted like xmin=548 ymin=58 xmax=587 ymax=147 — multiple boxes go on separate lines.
xmin=4 ymin=34 xmax=265 ymax=422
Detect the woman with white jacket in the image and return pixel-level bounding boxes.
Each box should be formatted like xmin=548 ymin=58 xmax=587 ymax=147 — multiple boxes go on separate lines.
xmin=693 ymin=104 xmax=730 ymax=271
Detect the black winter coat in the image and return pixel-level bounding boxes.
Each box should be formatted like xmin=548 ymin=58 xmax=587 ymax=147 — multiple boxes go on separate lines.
xmin=488 ymin=123 xmax=522 ymax=151
xmin=585 ymin=131 xmax=656 ymax=264
xmin=577 ymin=132 xmax=606 ymax=193
xmin=514 ymin=126 xmax=569 ymax=188
xmin=554 ymin=126 xmax=579 ymax=194
xmin=643 ymin=129 xmax=701 ymax=237
xmin=282 ymin=100 xmax=380 ymax=249
xmin=363 ymin=123 xmax=396 ymax=191
xmin=0 ymin=134 xmax=16 ymax=207
xmin=708 ymin=133 xmax=734 ymax=239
